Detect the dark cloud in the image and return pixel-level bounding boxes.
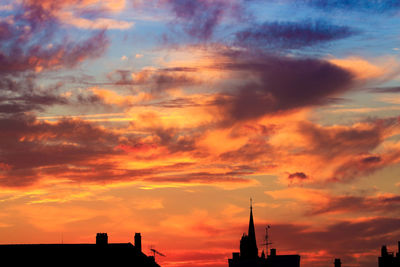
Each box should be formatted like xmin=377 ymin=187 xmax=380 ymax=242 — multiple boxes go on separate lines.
xmin=0 ymin=74 xmax=109 ymax=116
xmin=0 ymin=22 xmax=13 ymax=41
xmin=152 ymin=72 xmax=198 ymax=92
xmin=40 ymin=162 xmax=199 ymax=185
xmin=214 ymin=51 xmax=354 ymax=123
xmin=0 ymin=96 xmax=66 ymax=114
xmin=298 ymin=119 xmax=393 ymax=158
xmin=118 ymin=126 xmax=204 ymax=156
xmin=288 ymin=172 xmax=308 ymax=180
xmin=154 ymin=127 xmax=198 ymax=153
xmin=220 ymin=139 xmax=273 ymax=162
xmin=0 ymin=116 xmax=120 ymax=164
xmin=151 ymin=97 xmax=205 ymax=108
xmin=330 ymin=151 xmax=400 ymax=183
xmin=0 ymin=115 xmax=220 ymax=187
xmin=39 ymin=162 xmax=253 ymax=186
xmin=297 ymin=117 xmax=400 ymax=182
xmin=0 ymin=30 xmax=108 ymax=75
xmin=0 ymin=115 xmax=121 ymax=187
xmin=304 ymin=0 xmax=400 ymax=13
xmin=0 ymin=2 xmax=110 ymax=118
xmin=163 ymin=0 xmax=246 ymax=40
xmin=362 ymin=155 xmax=381 ymax=163
xmin=0 ymin=76 xmax=69 ymax=115
xmin=0 ymin=2 xmax=109 ymax=75
xmin=103 ymin=69 xmax=200 ymax=93
xmin=165 ymin=0 xmax=227 ymax=40
xmin=218 ymin=117 xmax=399 ymax=184
xmin=235 ymin=20 xmax=357 ymax=50
xmin=16 ymin=1 xmax=57 ymax=32
xmin=369 ymin=86 xmax=400 ymax=93
xmin=161 ymin=67 xmax=198 ymax=72
xmin=145 ymin=171 xmax=253 ymax=184
xmin=50 ymin=164 xmax=156 ymax=184
xmin=309 ymin=194 xmax=400 ymax=215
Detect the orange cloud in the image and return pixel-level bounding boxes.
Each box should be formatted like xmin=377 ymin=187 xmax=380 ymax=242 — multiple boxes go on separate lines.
xmin=58 ymin=11 xmax=134 ymax=29
xmin=90 ymin=87 xmax=154 ymax=107
xmin=328 ymin=56 xmax=399 ymax=81
xmin=24 ymin=0 xmax=126 ymax=13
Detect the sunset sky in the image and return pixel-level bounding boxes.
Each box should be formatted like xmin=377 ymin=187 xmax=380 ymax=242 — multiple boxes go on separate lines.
xmin=0 ymin=0 xmax=400 ymax=266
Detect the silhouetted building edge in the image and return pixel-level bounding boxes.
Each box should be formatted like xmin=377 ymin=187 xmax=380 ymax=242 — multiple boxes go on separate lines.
xmin=378 ymin=241 xmax=400 ymax=267
xmin=228 ymin=201 xmax=300 ymax=267
xmin=0 ymin=232 xmax=160 ymax=267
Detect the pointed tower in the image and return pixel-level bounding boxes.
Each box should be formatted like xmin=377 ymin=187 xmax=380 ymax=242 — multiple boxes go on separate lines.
xmin=240 ymin=198 xmax=259 ymax=259
xmin=248 ymin=198 xmax=258 ymax=258
xmin=248 ymin=198 xmax=256 ymax=244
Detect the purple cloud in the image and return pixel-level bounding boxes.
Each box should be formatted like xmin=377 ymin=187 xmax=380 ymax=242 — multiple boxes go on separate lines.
xmin=235 ymin=20 xmax=357 ymax=50
xmin=214 ymin=50 xmax=355 ymax=123
xmin=165 ymin=0 xmax=239 ymax=40
xmin=308 ymin=194 xmax=400 ymax=215
xmin=288 ymin=172 xmax=308 ymax=180
xmin=305 ymin=0 xmax=400 ymax=13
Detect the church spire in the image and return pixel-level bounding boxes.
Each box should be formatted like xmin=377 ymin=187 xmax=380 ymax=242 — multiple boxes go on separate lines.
xmin=239 ymin=198 xmax=259 ymax=259
xmin=248 ymin=198 xmax=256 ymax=242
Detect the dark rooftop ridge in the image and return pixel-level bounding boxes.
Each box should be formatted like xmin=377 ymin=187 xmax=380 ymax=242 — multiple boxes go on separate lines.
xmin=0 ymin=232 xmax=161 ymax=267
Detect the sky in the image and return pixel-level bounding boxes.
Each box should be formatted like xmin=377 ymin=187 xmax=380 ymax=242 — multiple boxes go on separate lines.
xmin=0 ymin=0 xmax=400 ymax=266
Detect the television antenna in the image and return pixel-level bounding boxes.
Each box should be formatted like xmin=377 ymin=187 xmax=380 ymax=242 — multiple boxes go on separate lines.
xmin=150 ymin=246 xmax=166 ymax=259
xmin=261 ymin=225 xmax=273 ymax=256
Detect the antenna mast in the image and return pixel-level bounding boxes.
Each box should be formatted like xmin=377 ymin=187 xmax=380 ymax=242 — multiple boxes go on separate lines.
xmin=264 ymin=225 xmax=272 ymax=256
xmin=150 ymin=246 xmax=166 ymax=260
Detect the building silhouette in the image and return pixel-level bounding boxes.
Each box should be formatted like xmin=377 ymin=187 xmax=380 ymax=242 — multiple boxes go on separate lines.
xmin=378 ymin=241 xmax=400 ymax=267
xmin=0 ymin=232 xmax=160 ymax=267
xmin=228 ymin=201 xmax=300 ymax=267
xmin=334 ymin=258 xmax=341 ymax=267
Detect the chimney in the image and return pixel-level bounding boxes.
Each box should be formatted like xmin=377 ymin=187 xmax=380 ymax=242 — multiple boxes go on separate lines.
xmin=382 ymin=245 xmax=388 ymax=257
xmin=96 ymin=233 xmax=108 ymax=246
xmin=398 ymin=241 xmax=400 ymax=257
xmin=135 ymin=233 xmax=142 ymax=252
xmin=232 ymin=252 xmax=239 ymax=260
xmin=334 ymin=258 xmax=341 ymax=267
xmin=270 ymin=248 xmax=276 ymax=256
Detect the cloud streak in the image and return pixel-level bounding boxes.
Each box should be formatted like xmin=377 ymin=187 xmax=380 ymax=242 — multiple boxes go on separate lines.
xmin=309 ymin=194 xmax=400 ymax=215
xmin=164 ymin=0 xmax=239 ymax=40
xmin=304 ymin=0 xmax=400 ymax=13
xmin=235 ymin=20 xmax=357 ymax=50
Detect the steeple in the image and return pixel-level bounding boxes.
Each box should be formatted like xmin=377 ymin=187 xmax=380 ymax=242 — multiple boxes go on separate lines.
xmin=241 ymin=197 xmax=258 ymax=259
xmin=248 ymin=198 xmax=256 ymax=243
xmin=238 ymin=198 xmax=260 ymax=259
